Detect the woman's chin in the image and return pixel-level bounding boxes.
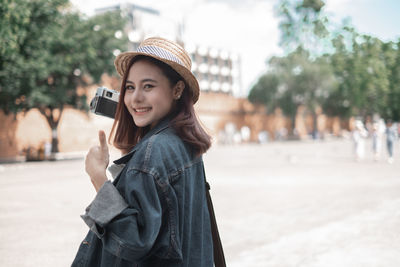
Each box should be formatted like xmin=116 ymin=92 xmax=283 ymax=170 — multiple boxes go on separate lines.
xmin=133 ymin=118 xmax=151 ymax=128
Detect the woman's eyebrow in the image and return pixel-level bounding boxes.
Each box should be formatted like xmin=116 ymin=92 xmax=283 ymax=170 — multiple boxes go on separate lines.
xmin=141 ymin=78 xmax=157 ymax=83
xmin=126 ymin=78 xmax=157 ymax=84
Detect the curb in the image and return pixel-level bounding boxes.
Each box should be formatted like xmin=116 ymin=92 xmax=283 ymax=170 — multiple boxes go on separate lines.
xmin=0 ymin=151 xmax=86 ymax=164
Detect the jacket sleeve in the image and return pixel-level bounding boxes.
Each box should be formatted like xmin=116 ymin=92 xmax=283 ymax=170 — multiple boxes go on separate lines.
xmin=81 ymin=169 xmax=162 ymax=262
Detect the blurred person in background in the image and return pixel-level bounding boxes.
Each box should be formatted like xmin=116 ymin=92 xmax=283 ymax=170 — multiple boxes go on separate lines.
xmin=371 ymin=119 xmax=386 ymax=161
xmin=352 ymin=120 xmax=368 ymax=162
xmin=385 ymin=119 xmax=398 ymax=164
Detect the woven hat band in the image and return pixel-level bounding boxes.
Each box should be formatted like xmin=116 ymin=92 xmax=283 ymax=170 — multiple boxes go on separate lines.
xmin=137 ymin=46 xmax=185 ymax=68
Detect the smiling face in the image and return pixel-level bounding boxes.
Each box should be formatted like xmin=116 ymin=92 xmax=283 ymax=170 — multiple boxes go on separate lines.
xmin=123 ymin=58 xmax=184 ymax=129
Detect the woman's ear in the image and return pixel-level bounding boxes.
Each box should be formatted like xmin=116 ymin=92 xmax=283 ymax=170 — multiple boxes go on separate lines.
xmin=173 ymin=81 xmax=185 ymax=100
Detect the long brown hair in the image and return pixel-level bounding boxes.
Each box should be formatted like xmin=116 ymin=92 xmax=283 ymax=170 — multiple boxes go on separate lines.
xmin=110 ymin=56 xmax=211 ymax=155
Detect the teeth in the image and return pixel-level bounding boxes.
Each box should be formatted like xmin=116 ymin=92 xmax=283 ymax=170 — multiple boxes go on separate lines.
xmin=135 ymin=108 xmax=150 ymax=112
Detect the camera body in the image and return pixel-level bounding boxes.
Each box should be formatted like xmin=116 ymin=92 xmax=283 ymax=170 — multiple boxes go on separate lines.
xmin=90 ymin=87 xmax=119 ymax=119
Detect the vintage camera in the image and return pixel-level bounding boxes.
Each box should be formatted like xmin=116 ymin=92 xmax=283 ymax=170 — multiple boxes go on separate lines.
xmin=90 ymin=87 xmax=119 ymax=119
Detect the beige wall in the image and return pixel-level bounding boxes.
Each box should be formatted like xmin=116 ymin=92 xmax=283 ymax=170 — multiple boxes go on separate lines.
xmin=0 ymin=85 xmax=346 ymax=160
xmin=0 ymin=111 xmax=19 ymax=159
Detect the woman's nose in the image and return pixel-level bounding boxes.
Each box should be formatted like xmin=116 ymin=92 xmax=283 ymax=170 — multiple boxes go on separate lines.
xmin=131 ymin=88 xmax=144 ymax=103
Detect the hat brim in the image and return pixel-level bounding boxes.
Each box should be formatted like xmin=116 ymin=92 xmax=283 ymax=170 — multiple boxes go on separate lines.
xmin=114 ymin=52 xmax=200 ymax=103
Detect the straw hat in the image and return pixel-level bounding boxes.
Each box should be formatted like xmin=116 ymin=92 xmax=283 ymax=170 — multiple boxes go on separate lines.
xmin=114 ymin=37 xmax=200 ymax=103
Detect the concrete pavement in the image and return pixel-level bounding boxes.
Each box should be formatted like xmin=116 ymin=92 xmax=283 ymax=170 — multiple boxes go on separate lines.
xmin=0 ymin=138 xmax=399 ymax=266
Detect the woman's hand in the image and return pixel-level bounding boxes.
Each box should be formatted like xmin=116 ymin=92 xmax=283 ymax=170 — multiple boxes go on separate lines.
xmin=85 ymin=130 xmax=110 ymax=192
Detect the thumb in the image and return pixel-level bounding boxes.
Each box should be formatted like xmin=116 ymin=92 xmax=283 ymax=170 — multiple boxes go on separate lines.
xmin=98 ymin=130 xmax=108 ymax=151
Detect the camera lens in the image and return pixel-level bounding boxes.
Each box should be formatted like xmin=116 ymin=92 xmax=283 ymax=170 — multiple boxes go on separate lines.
xmin=89 ymin=97 xmax=98 ymax=111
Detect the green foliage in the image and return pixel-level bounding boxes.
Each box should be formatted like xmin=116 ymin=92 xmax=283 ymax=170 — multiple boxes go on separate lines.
xmin=327 ymin=29 xmax=395 ymax=119
xmin=248 ymin=73 xmax=280 ymax=112
xmin=0 ymin=0 xmax=128 ymax=152
xmin=0 ymin=0 xmax=67 ymax=114
xmin=383 ymin=40 xmax=400 ymax=121
xmin=0 ymin=0 xmax=127 ymax=115
xmin=276 ymin=0 xmax=330 ymax=55
xmin=250 ymin=0 xmax=400 ymax=125
xmin=249 ymin=47 xmax=336 ymax=128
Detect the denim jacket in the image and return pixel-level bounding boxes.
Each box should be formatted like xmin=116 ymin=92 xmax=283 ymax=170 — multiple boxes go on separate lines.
xmin=71 ymin=117 xmax=213 ymax=267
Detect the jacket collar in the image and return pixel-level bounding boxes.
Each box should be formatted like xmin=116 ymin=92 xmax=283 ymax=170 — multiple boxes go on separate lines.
xmin=113 ymin=116 xmax=172 ymax=165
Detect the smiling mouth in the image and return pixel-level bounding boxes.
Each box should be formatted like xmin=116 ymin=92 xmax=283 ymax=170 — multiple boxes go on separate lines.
xmin=134 ymin=107 xmax=152 ymax=114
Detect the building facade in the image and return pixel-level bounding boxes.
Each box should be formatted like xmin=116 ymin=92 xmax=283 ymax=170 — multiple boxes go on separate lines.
xmin=187 ymin=45 xmax=241 ymax=96
xmin=95 ymin=3 xmax=241 ymax=96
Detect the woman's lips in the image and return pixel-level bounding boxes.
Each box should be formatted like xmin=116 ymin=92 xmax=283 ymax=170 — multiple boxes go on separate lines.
xmin=133 ymin=107 xmax=152 ymax=115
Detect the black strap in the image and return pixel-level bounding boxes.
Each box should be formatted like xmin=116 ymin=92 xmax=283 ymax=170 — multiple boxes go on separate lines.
xmin=204 ymin=170 xmax=226 ymax=266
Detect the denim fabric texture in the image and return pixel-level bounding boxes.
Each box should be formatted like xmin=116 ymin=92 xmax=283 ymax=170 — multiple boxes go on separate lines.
xmin=71 ymin=117 xmax=213 ymax=267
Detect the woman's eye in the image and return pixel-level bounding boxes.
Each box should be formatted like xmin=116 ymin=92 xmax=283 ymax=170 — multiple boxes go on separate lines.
xmin=143 ymin=84 xmax=154 ymax=90
xmin=125 ymin=85 xmax=135 ymax=91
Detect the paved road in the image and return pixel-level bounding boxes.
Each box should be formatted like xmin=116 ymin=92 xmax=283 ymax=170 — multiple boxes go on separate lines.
xmin=0 ymin=139 xmax=399 ymax=266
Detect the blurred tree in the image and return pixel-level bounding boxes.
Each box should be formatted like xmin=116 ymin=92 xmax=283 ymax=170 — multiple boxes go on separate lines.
xmin=249 ymin=47 xmax=336 ymax=134
xmin=0 ymin=0 xmax=62 ymax=115
xmin=384 ymin=40 xmax=400 ymax=121
xmin=322 ymin=30 xmax=353 ymax=118
xmin=0 ymin=0 xmax=127 ymax=153
xmin=253 ymin=0 xmax=400 ymax=130
xmin=257 ymin=0 xmax=335 ymax=136
xmin=326 ymin=28 xmax=393 ymax=119
xmin=354 ymin=35 xmax=390 ymax=117
xmin=248 ymin=73 xmax=280 ymax=112
xmin=276 ymin=0 xmax=330 ymax=55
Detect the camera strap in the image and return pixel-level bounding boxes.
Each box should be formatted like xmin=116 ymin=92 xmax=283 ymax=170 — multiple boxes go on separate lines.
xmin=203 ymin=166 xmax=226 ymax=267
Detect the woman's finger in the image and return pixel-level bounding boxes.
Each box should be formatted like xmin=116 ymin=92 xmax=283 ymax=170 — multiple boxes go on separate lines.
xmin=98 ymin=130 xmax=108 ymax=151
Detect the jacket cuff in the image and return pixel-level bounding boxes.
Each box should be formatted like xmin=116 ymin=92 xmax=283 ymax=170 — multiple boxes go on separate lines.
xmin=81 ymin=181 xmax=128 ymax=238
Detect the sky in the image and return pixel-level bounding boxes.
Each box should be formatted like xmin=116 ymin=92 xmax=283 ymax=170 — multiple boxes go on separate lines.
xmin=70 ymin=0 xmax=400 ymax=97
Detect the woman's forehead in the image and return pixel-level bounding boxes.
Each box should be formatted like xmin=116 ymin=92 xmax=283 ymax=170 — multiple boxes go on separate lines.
xmin=127 ymin=60 xmax=165 ymax=79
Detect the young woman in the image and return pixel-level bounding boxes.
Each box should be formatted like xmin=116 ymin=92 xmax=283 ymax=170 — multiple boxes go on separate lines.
xmin=72 ymin=37 xmax=214 ymax=266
